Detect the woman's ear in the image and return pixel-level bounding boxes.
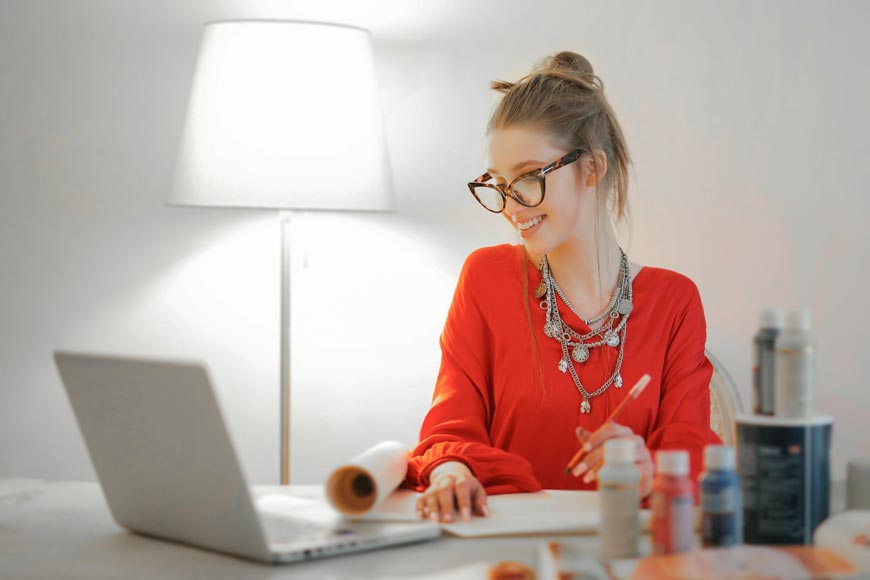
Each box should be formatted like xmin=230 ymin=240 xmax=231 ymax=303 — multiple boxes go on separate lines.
xmin=585 ymin=150 xmax=608 ymax=187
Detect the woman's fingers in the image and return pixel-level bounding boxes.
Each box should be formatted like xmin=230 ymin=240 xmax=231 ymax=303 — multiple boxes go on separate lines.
xmin=453 ymin=477 xmax=474 ymax=522
xmin=435 ymin=476 xmax=458 ymax=522
xmin=582 ymin=422 xmax=633 ymax=452
xmin=472 ymin=485 xmax=489 ymax=517
xmin=424 ymin=490 xmax=441 ymax=523
xmin=417 ymin=471 xmax=489 ymax=522
xmin=574 ymin=445 xmax=603 ymax=478
xmin=632 ymin=435 xmax=655 ymax=497
xmin=572 ymin=423 xmax=634 ymax=479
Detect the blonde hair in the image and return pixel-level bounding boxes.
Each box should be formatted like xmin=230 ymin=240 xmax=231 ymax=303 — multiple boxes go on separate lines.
xmin=487 ymin=51 xmax=630 ymax=220
xmin=486 ymin=51 xmax=633 ymax=397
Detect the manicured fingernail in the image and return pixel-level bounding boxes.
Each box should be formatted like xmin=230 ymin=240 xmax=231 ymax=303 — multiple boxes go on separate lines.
xmin=442 ymin=512 xmax=453 ymax=522
xmin=482 ymin=505 xmax=490 ymax=516
xmin=572 ymin=461 xmax=588 ymax=477
xmin=461 ymin=507 xmax=471 ymax=522
xmin=582 ymin=442 xmax=592 ymax=452
xmin=416 ymin=510 xmax=423 ymax=518
xmin=583 ymin=470 xmax=596 ymax=483
xmin=430 ymin=512 xmax=439 ymax=523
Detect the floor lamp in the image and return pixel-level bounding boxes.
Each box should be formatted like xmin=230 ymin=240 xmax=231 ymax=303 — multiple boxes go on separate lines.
xmin=168 ymin=20 xmax=395 ymax=484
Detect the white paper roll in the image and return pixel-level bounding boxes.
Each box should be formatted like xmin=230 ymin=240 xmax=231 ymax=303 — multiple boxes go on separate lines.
xmin=325 ymin=441 xmax=409 ymax=517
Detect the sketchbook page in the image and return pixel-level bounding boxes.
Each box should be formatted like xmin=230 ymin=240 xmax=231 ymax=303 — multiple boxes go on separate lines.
xmin=325 ymin=440 xmax=409 ymax=517
xmin=363 ymin=489 xmax=654 ymax=533
xmin=441 ymin=490 xmax=601 ymax=537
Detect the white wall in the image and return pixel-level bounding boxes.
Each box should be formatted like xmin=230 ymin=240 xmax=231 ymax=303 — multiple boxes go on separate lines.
xmin=1 ymin=0 xmax=868 ymax=485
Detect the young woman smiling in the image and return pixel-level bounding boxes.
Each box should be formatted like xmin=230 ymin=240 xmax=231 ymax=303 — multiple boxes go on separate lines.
xmin=404 ymin=52 xmax=721 ymax=524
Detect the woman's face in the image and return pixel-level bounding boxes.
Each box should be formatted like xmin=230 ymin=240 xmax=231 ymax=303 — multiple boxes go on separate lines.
xmin=487 ymin=125 xmax=595 ymax=257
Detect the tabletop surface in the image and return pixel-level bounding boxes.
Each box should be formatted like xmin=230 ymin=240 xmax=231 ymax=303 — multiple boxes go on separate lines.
xmin=0 ymin=479 xmax=632 ymax=580
xmin=1 ymin=478 xmax=856 ymax=580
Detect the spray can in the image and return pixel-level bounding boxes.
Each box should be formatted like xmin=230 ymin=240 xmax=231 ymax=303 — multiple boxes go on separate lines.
xmin=700 ymin=445 xmax=742 ymax=547
xmin=774 ymin=309 xmax=814 ymax=418
xmin=651 ymin=450 xmax=694 ymax=555
xmin=753 ymin=308 xmax=784 ymax=415
xmin=598 ymin=438 xmax=641 ymax=558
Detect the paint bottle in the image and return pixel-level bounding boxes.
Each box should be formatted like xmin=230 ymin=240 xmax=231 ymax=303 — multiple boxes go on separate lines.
xmin=700 ymin=445 xmax=742 ymax=547
xmin=753 ymin=308 xmax=784 ymax=415
xmin=651 ymin=450 xmax=694 ymax=555
xmin=598 ymin=438 xmax=641 ymax=558
xmin=737 ymin=414 xmax=832 ymax=545
xmin=774 ymin=309 xmax=814 ymax=418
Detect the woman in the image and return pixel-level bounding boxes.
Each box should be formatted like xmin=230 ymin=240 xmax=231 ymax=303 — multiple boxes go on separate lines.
xmin=404 ymin=51 xmax=721 ymax=524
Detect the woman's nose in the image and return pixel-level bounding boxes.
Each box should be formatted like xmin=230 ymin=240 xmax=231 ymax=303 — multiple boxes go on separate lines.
xmin=503 ymin=195 xmax=523 ymax=219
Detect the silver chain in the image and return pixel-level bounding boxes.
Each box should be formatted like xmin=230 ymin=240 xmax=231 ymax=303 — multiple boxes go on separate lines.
xmin=538 ymin=249 xmax=633 ymax=413
xmin=550 ymin=270 xmax=621 ymax=326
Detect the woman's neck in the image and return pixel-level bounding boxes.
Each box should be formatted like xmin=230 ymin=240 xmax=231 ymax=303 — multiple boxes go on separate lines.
xmin=545 ymin=219 xmax=622 ymax=318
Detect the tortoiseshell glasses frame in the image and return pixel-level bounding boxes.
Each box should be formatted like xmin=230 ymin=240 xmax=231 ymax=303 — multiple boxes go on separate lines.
xmin=467 ymin=148 xmax=588 ymax=213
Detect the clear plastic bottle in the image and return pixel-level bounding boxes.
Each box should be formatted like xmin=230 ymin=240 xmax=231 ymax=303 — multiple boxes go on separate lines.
xmin=700 ymin=445 xmax=742 ymax=547
xmin=598 ymin=438 xmax=641 ymax=558
xmin=774 ymin=309 xmax=814 ymax=417
xmin=651 ymin=450 xmax=694 ymax=555
xmin=753 ymin=308 xmax=784 ymax=415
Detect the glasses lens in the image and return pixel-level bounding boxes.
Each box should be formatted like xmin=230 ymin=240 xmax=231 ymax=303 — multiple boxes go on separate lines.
xmin=511 ymin=176 xmax=543 ymax=206
xmin=472 ymin=185 xmax=504 ymax=212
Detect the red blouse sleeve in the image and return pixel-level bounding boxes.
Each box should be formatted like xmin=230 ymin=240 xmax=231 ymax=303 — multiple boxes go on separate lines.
xmin=403 ymin=252 xmax=543 ymax=495
xmin=645 ymin=280 xmax=722 ymax=495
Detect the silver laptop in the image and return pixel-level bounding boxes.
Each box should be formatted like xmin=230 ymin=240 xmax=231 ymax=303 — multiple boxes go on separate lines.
xmin=54 ymin=351 xmax=440 ymax=564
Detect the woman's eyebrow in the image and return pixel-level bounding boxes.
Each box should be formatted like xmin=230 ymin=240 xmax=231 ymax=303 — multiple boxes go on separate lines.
xmin=486 ymin=160 xmax=544 ymax=175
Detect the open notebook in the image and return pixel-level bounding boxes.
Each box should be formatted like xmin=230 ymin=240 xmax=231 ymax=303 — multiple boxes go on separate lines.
xmin=258 ymin=442 xmax=650 ymax=538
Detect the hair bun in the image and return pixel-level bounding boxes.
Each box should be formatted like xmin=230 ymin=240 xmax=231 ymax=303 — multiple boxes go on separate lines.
xmin=534 ymin=51 xmax=601 ymax=90
xmin=543 ymin=51 xmax=594 ymax=77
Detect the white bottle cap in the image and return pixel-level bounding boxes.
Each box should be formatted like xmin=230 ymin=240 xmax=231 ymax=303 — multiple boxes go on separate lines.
xmin=656 ymin=450 xmax=689 ymax=476
xmin=785 ymin=309 xmax=812 ymax=331
xmin=704 ymin=445 xmax=735 ymax=470
xmin=604 ymin=438 xmax=635 ymax=464
xmin=759 ymin=308 xmax=784 ymax=329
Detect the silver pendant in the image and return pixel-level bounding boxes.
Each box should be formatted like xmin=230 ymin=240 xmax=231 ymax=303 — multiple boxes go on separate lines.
xmin=544 ymin=321 xmax=560 ymax=338
xmin=617 ymin=299 xmax=633 ymax=316
xmin=606 ymin=331 xmax=620 ymax=347
xmin=534 ymin=280 xmax=547 ymax=299
xmin=580 ymin=398 xmax=591 ymax=414
xmin=558 ymin=358 xmax=568 ymax=373
xmin=615 ymin=374 xmax=623 ymax=388
xmin=572 ymin=343 xmax=590 ymax=363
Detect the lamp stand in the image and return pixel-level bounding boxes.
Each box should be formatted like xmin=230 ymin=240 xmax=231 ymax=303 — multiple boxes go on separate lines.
xmin=280 ymin=211 xmax=293 ymax=485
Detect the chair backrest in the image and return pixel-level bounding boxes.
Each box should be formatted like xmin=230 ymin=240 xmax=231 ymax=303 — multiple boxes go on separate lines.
xmin=706 ymin=349 xmax=743 ymax=447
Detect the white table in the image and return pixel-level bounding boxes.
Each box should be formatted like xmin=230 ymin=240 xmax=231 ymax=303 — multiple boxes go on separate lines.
xmin=1 ymin=479 xmax=851 ymax=579
xmin=0 ymin=479 xmax=618 ymax=579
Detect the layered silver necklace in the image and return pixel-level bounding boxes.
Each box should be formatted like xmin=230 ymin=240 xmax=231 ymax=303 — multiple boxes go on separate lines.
xmin=535 ymin=249 xmax=633 ymax=414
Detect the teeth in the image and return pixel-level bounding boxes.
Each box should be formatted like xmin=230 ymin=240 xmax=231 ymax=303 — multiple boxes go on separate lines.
xmin=518 ymin=216 xmax=544 ymax=231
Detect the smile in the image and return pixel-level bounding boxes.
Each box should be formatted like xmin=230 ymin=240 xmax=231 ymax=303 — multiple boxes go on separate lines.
xmin=517 ymin=215 xmax=545 ymax=231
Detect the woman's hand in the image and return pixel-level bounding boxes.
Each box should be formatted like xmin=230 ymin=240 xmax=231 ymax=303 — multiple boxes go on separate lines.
xmin=571 ymin=423 xmax=654 ymax=498
xmin=416 ymin=461 xmax=489 ymax=523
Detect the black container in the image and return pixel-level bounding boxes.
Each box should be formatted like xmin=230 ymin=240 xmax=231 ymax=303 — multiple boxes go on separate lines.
xmin=737 ymin=414 xmax=832 ymax=545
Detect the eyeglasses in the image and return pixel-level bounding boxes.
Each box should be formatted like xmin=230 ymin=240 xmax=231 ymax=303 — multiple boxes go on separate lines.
xmin=467 ymin=148 xmax=587 ymax=213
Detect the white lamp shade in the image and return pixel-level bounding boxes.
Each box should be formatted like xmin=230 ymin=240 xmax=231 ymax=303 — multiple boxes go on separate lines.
xmin=170 ymin=20 xmax=394 ymax=211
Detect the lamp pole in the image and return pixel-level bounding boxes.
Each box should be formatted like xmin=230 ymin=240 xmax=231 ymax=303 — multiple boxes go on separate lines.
xmin=280 ymin=212 xmax=292 ymax=484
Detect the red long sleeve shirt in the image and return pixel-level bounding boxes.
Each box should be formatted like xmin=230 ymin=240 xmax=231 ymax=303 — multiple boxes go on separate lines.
xmin=404 ymin=244 xmax=721 ymax=495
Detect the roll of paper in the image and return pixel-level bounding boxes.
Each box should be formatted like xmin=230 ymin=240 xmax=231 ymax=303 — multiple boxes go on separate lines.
xmin=325 ymin=441 xmax=409 ymax=517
